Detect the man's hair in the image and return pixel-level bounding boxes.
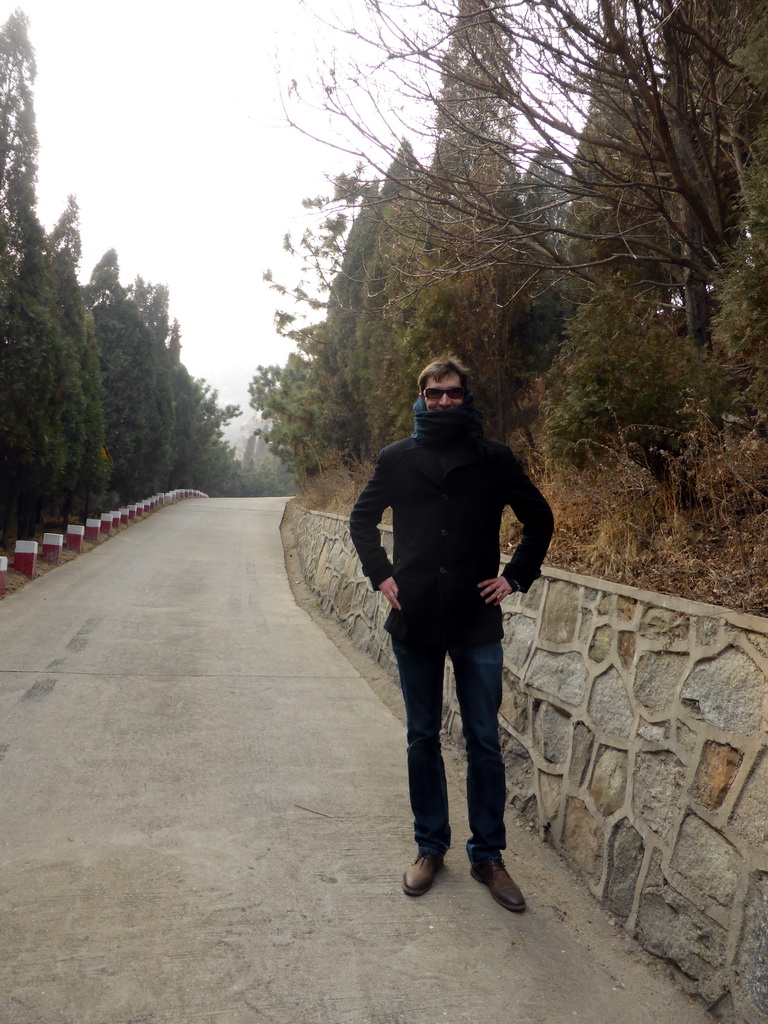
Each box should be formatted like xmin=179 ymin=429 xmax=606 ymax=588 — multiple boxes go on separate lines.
xmin=418 ymin=356 xmax=470 ymax=394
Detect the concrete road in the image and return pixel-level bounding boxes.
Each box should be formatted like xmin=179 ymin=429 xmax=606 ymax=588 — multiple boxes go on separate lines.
xmin=0 ymin=498 xmax=712 ymax=1024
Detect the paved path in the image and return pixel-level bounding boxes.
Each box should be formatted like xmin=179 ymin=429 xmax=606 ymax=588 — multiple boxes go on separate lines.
xmin=0 ymin=498 xmax=713 ymax=1024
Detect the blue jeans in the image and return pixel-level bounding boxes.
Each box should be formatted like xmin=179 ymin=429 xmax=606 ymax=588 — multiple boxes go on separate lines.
xmin=391 ymin=638 xmax=506 ymax=866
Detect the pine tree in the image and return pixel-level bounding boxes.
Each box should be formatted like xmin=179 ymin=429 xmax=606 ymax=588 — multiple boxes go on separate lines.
xmin=0 ymin=11 xmax=66 ymax=538
xmin=84 ymin=251 xmax=169 ymax=500
xmin=132 ymin=276 xmax=174 ymax=488
xmin=48 ymin=196 xmax=108 ymax=524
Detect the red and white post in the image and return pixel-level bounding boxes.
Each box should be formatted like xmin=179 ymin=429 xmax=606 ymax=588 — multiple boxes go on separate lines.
xmin=42 ymin=533 xmax=64 ymax=565
xmin=66 ymin=525 xmax=85 ymax=552
xmin=85 ymin=518 xmax=101 ymax=544
xmin=14 ymin=540 xmax=38 ymax=578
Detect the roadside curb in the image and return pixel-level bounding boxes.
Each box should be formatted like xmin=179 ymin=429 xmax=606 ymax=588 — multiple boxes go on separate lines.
xmin=0 ymin=489 xmax=208 ymax=602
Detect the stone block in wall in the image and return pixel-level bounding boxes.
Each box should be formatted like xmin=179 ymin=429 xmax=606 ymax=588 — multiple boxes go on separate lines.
xmin=342 ymin=551 xmax=360 ymax=580
xmin=539 ymin=770 xmax=563 ymax=822
xmin=499 ymin=667 xmax=528 ymax=733
xmin=562 ymin=796 xmax=602 ymax=878
xmin=588 ymin=624 xmax=613 ymax=665
xmin=330 ymin=570 xmax=345 ymax=606
xmin=671 ymin=814 xmax=740 ymax=909
xmin=588 ymin=666 xmax=634 ymax=739
xmin=634 ymin=651 xmax=688 ymax=713
xmin=327 ymin=539 xmax=347 ymax=573
xmin=618 ymin=631 xmax=636 ymax=669
xmin=697 ymin=616 xmax=723 ymax=646
xmin=578 ymin=609 xmax=596 ymax=647
xmin=350 ymin=588 xmax=370 ymax=628
xmin=503 ymin=613 xmax=537 ymax=667
xmin=526 ymin=649 xmax=587 ymax=705
xmin=337 ymin=580 xmax=358 ymax=622
xmin=350 ymin=615 xmax=373 ymax=649
xmin=640 ymin=607 xmax=689 ymax=642
xmin=540 ymin=581 xmax=580 ymax=643
xmin=359 ymin=582 xmax=376 ymax=621
xmin=501 ymin=732 xmax=533 ymax=807
xmin=605 ymin=818 xmax=644 ymax=920
xmin=639 ymin=718 xmax=670 ymax=743
xmin=735 ymin=871 xmax=768 ymax=1019
xmin=590 ymin=746 xmax=628 ymax=817
xmin=533 ymin=701 xmax=571 ymax=765
xmin=681 ymin=647 xmax=765 ymax=735
xmin=634 ymin=749 xmax=689 ymax=842
xmin=568 ymin=721 xmax=594 ymax=787
xmin=599 ymin=594 xmax=637 ymax=621
xmin=617 ymin=595 xmax=638 ymax=621
xmin=315 ymin=544 xmax=330 ymax=587
xmin=747 ymin=630 xmax=768 ymax=662
xmin=636 ymin=866 xmax=728 ymax=996
xmin=730 ymin=747 xmax=768 ymax=850
xmin=676 ymin=720 xmax=698 ymax=755
xmin=520 ymin=577 xmax=545 ymax=612
xmin=693 ymin=740 xmax=743 ymax=810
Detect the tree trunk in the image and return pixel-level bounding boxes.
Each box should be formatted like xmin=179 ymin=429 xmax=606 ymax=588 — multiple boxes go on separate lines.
xmin=16 ymin=490 xmax=38 ymax=540
xmin=683 ymin=220 xmax=712 ymax=352
xmin=61 ymin=493 xmax=72 ymax=532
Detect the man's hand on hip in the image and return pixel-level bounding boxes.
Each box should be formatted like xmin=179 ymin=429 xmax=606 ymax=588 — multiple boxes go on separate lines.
xmin=479 ymin=576 xmax=513 ymax=605
xmin=378 ymin=577 xmax=401 ymax=610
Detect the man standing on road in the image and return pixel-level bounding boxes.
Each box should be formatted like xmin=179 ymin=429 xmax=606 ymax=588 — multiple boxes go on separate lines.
xmin=349 ymin=356 xmax=554 ymax=912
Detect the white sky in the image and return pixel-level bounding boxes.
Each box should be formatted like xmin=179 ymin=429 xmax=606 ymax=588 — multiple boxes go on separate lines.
xmin=5 ymin=0 xmax=358 ymax=431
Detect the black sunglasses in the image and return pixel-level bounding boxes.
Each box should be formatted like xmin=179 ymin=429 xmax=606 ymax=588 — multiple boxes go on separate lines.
xmin=423 ymin=386 xmax=465 ymax=400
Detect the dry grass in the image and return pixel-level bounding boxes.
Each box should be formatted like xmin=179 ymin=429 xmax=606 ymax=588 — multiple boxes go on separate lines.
xmin=541 ymin=463 xmax=768 ymax=614
xmin=293 ymin=461 xmax=374 ymax=517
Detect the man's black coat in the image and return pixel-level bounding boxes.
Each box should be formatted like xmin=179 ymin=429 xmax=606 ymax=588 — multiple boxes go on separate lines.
xmin=349 ymin=436 xmax=554 ymax=646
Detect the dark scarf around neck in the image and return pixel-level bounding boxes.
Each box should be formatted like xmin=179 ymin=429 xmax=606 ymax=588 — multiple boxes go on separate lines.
xmin=411 ymin=392 xmax=486 ymax=448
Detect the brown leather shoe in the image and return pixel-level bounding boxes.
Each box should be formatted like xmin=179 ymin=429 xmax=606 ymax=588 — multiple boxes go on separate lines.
xmin=403 ymin=851 xmax=444 ymax=896
xmin=470 ymin=858 xmax=526 ymax=912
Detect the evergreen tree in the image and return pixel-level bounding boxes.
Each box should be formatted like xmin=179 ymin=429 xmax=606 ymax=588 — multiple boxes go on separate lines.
xmin=713 ymin=3 xmax=768 ymax=414
xmin=47 ymin=196 xmax=108 ymax=523
xmin=249 ymin=353 xmax=317 ymax=477
xmin=165 ymin=321 xmax=240 ymax=495
xmin=169 ymin=372 xmax=240 ymax=494
xmin=84 ymin=251 xmax=170 ymax=500
xmin=0 ymin=10 xmax=65 ymax=538
xmin=133 ymin=276 xmax=174 ymax=487
xmin=545 ymin=284 xmax=731 ymax=480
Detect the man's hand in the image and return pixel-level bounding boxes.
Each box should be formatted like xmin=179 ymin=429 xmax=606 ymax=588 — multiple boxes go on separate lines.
xmin=377 ymin=577 xmax=401 ymax=610
xmin=478 ymin=576 xmax=513 ymax=605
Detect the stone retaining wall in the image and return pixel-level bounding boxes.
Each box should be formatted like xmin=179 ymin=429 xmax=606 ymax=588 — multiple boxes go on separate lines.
xmin=289 ymin=503 xmax=768 ymax=1024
